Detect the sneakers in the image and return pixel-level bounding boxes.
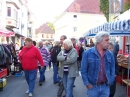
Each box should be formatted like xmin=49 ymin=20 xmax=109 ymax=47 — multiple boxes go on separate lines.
xmin=26 ymin=90 xmax=32 ymax=97
xmin=29 ymin=93 xmax=32 ymax=97
xmin=26 ymin=90 xmax=29 ymax=94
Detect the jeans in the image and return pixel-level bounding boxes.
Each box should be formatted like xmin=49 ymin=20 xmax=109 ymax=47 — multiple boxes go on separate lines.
xmin=49 ymin=60 xmax=51 ymax=68
xmin=63 ymin=72 xmax=75 ymax=97
xmin=39 ymin=66 xmax=46 ymax=83
xmin=87 ymin=83 xmax=110 ymax=97
xmin=24 ymin=70 xmax=37 ymax=93
xmin=53 ymin=63 xmax=60 ymax=83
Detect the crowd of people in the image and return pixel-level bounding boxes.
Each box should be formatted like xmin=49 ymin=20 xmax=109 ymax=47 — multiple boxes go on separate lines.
xmin=17 ymin=31 xmax=119 ymax=97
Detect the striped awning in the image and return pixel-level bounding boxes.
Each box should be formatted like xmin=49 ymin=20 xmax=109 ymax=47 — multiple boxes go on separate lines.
xmin=0 ymin=26 xmax=15 ymax=37
xmin=83 ymin=19 xmax=130 ymax=37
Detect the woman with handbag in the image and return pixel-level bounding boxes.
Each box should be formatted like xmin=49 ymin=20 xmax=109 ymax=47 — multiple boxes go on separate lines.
xmin=19 ymin=38 xmax=44 ymax=97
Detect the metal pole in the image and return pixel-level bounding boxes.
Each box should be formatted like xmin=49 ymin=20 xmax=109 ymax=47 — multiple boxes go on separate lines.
xmin=127 ymin=44 xmax=130 ymax=96
xmin=128 ymin=46 xmax=130 ymax=79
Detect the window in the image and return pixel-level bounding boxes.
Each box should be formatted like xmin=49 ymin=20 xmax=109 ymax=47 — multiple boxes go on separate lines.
xmin=28 ymin=12 xmax=30 ymax=15
xmin=73 ymin=27 xmax=77 ymax=32
xmin=7 ymin=7 xmax=11 ymax=16
xmin=42 ymin=34 xmax=44 ymax=38
xmin=22 ymin=13 xmax=24 ymax=17
xmin=51 ymin=34 xmax=53 ymax=38
xmin=36 ymin=34 xmax=38 ymax=38
xmin=14 ymin=9 xmax=18 ymax=21
xmin=0 ymin=2 xmax=2 ymax=12
xmin=46 ymin=34 xmax=49 ymax=38
xmin=73 ymin=15 xmax=77 ymax=18
xmin=73 ymin=15 xmax=77 ymax=21
xmin=16 ymin=11 xmax=18 ymax=21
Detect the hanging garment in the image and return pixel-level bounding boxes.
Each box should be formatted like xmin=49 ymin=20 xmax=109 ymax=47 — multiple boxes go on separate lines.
xmin=0 ymin=45 xmax=6 ymax=65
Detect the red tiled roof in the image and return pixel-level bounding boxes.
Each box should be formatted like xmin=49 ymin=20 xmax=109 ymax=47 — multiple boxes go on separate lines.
xmin=66 ymin=0 xmax=102 ymax=14
xmin=35 ymin=23 xmax=55 ymax=34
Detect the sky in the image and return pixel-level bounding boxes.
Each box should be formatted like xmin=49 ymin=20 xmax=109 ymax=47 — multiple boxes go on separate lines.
xmin=27 ymin=0 xmax=74 ymax=27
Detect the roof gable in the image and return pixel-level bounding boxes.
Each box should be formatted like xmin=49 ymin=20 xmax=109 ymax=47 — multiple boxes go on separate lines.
xmin=66 ymin=0 xmax=102 ymax=14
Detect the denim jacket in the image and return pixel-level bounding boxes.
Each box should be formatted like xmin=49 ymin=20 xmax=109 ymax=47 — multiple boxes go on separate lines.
xmin=81 ymin=46 xmax=115 ymax=86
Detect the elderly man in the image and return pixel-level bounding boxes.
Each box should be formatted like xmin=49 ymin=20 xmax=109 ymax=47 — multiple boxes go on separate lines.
xmin=38 ymin=41 xmax=51 ymax=86
xmin=81 ymin=31 xmax=115 ymax=97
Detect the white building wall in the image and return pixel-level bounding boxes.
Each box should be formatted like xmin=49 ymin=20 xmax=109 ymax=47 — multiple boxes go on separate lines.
xmin=116 ymin=9 xmax=130 ymax=20
xmin=0 ymin=0 xmax=6 ymax=27
xmin=54 ymin=12 xmax=106 ymax=40
xmin=21 ymin=5 xmax=28 ymax=37
xmin=0 ymin=0 xmax=7 ymax=43
xmin=29 ymin=15 xmax=37 ymax=40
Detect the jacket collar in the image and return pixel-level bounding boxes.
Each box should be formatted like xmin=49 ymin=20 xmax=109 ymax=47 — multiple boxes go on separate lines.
xmin=91 ymin=46 xmax=109 ymax=58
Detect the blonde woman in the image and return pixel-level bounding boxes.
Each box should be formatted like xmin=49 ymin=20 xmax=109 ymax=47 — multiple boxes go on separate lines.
xmin=57 ymin=39 xmax=79 ymax=97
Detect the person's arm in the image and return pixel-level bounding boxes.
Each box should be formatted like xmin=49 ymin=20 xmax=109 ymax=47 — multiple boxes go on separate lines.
xmin=46 ymin=50 xmax=51 ymax=63
xmin=36 ymin=48 xmax=44 ymax=67
xmin=110 ymin=53 xmax=115 ymax=85
xmin=62 ymin=50 xmax=78 ymax=65
xmin=114 ymin=54 xmax=119 ymax=75
xmin=117 ymin=44 xmax=119 ymax=52
xmin=57 ymin=50 xmax=66 ymax=62
xmin=81 ymin=51 xmax=91 ymax=87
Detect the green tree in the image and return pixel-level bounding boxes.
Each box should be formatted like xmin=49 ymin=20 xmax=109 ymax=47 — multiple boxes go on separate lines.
xmin=47 ymin=22 xmax=55 ymax=32
xmin=100 ymin=0 xmax=109 ymax=22
xmin=123 ymin=0 xmax=130 ymax=12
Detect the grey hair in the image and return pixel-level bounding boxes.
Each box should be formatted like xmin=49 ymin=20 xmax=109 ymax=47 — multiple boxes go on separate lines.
xmin=95 ymin=31 xmax=110 ymax=45
xmin=63 ymin=39 xmax=73 ymax=49
xmin=54 ymin=41 xmax=60 ymax=46
xmin=39 ymin=40 xmax=43 ymax=44
xmin=108 ymin=42 xmax=114 ymax=47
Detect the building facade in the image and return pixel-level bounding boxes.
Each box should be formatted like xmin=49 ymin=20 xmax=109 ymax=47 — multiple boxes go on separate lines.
xmin=54 ymin=0 xmax=107 ymax=40
xmin=54 ymin=12 xmax=106 ymax=40
xmin=0 ymin=0 xmax=35 ymax=49
xmin=35 ymin=23 xmax=55 ymax=42
xmin=0 ymin=0 xmax=7 ymax=43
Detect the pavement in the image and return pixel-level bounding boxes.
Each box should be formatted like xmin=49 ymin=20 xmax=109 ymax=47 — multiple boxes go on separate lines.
xmin=0 ymin=67 xmax=127 ymax=97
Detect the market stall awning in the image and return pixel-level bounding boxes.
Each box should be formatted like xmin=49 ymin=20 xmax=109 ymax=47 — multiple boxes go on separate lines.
xmin=83 ymin=19 xmax=130 ymax=37
xmin=0 ymin=26 xmax=15 ymax=37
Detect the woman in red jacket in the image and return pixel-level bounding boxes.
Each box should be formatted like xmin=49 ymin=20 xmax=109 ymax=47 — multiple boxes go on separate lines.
xmin=19 ymin=38 xmax=44 ymax=97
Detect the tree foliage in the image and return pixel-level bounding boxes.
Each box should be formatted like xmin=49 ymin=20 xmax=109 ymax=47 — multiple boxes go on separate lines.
xmin=47 ymin=22 xmax=55 ymax=31
xmin=123 ymin=0 xmax=130 ymax=12
xmin=100 ymin=0 xmax=109 ymax=22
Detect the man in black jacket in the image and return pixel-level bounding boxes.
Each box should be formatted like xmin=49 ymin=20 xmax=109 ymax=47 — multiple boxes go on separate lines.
xmin=51 ymin=41 xmax=61 ymax=84
xmin=113 ymin=41 xmax=119 ymax=57
xmin=57 ymin=35 xmax=67 ymax=97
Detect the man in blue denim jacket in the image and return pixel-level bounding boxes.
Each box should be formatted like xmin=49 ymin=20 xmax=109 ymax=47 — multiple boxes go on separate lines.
xmin=81 ymin=31 xmax=115 ymax=97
